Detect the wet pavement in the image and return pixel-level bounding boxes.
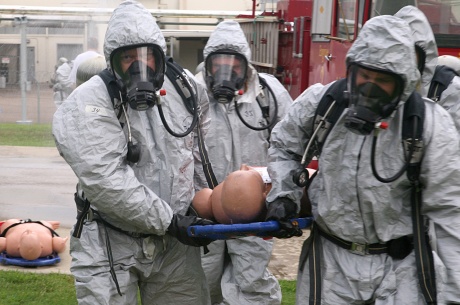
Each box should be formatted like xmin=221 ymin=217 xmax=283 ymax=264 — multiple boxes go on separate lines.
xmin=0 ymin=146 xmax=309 ymax=280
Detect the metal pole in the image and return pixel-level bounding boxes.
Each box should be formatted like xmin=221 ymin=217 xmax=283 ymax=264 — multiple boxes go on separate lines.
xmin=15 ymin=16 xmax=31 ymax=124
xmin=36 ymin=81 xmax=40 ymax=124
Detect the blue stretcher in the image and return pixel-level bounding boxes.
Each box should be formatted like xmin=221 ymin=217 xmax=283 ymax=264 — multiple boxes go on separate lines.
xmin=187 ymin=217 xmax=312 ymax=240
xmin=0 ymin=252 xmax=61 ymax=267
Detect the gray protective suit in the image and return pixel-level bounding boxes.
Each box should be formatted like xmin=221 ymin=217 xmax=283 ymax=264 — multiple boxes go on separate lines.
xmin=395 ymin=5 xmax=460 ymax=134
xmin=51 ymin=61 xmax=73 ymax=108
xmin=195 ymin=20 xmax=292 ymax=305
xmin=53 ymin=1 xmax=211 ymax=304
xmin=267 ymin=15 xmax=460 ymax=304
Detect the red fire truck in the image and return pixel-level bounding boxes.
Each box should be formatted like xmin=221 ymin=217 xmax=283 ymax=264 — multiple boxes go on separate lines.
xmin=240 ymin=0 xmax=460 ymax=99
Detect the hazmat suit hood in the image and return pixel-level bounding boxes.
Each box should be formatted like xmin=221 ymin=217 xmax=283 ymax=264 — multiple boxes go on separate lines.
xmin=346 ymin=15 xmax=420 ymax=104
xmin=104 ymin=0 xmax=167 ymax=70
xmin=56 ymin=57 xmax=68 ymax=68
xmin=202 ymin=20 xmax=261 ymax=103
xmin=203 ymin=20 xmax=251 ymax=63
xmin=395 ymin=5 xmax=438 ymax=96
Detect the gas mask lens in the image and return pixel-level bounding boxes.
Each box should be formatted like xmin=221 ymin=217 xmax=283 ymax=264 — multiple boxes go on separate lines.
xmin=110 ymin=44 xmax=165 ymax=111
xmin=345 ymin=65 xmax=403 ymax=135
xmin=205 ymin=51 xmax=248 ymax=103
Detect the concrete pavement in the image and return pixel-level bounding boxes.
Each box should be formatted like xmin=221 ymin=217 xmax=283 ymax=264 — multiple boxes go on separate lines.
xmin=0 ymin=145 xmax=77 ymax=227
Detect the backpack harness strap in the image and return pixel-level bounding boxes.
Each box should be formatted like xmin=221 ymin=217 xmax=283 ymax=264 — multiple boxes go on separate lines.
xmin=313 ymin=78 xmax=348 ymax=154
xmin=255 ymin=75 xmax=280 ymax=137
xmin=427 ymin=65 xmax=459 ymax=102
xmin=164 ymin=57 xmax=218 ymax=188
xmin=297 ymin=79 xmax=348 ymax=171
xmin=404 ymin=93 xmax=437 ymax=305
xmin=165 ymin=56 xmax=196 ymax=115
xmin=98 ymin=68 xmax=124 ymax=122
xmin=256 ymin=76 xmax=270 ymax=121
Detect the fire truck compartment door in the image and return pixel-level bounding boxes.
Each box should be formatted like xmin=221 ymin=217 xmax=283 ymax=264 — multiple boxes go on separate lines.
xmin=312 ymin=0 xmax=333 ymax=35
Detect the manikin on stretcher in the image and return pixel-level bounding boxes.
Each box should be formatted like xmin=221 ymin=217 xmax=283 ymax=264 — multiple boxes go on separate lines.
xmin=0 ymin=219 xmax=68 ymax=261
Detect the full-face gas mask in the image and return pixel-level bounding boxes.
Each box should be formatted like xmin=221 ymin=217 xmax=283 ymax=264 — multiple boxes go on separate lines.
xmin=110 ymin=44 xmax=165 ymax=111
xmin=205 ymin=50 xmax=248 ymax=103
xmin=344 ymin=64 xmax=403 ymax=135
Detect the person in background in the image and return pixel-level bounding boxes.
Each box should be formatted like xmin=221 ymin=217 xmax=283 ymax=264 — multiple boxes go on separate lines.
xmin=395 ymin=5 xmax=460 ymax=134
xmin=50 ymin=57 xmax=73 ymax=108
xmin=53 ymin=1 xmax=215 ymax=304
xmin=68 ymin=36 xmax=102 ymax=87
xmin=75 ymin=55 xmax=106 ymax=87
xmin=265 ymin=15 xmax=460 ymax=304
xmin=195 ymin=20 xmax=293 ymax=305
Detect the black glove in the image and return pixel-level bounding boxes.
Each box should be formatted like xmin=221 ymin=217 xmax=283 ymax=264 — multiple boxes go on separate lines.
xmin=265 ymin=197 xmax=303 ymax=238
xmin=167 ymin=214 xmax=215 ymax=247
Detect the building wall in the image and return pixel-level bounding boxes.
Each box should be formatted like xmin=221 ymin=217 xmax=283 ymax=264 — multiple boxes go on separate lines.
xmin=0 ymin=0 xmax=261 ymax=83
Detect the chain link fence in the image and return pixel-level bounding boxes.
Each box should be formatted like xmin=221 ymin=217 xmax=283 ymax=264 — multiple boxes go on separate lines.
xmin=0 ymin=70 xmax=57 ymax=124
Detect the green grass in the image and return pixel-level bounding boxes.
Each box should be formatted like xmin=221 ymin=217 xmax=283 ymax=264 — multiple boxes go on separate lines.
xmin=0 ymin=270 xmax=77 ymax=305
xmin=0 ymin=270 xmax=296 ymax=304
xmin=280 ymin=280 xmax=297 ymax=304
xmin=0 ymin=123 xmax=55 ymax=147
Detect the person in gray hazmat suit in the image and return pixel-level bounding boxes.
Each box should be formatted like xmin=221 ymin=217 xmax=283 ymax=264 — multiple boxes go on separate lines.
xmin=264 ymin=15 xmax=460 ymax=304
xmin=395 ymin=5 xmax=460 ymax=135
xmin=195 ymin=20 xmax=293 ymax=305
xmin=50 ymin=57 xmax=73 ymax=108
xmin=52 ymin=1 xmax=215 ymax=304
